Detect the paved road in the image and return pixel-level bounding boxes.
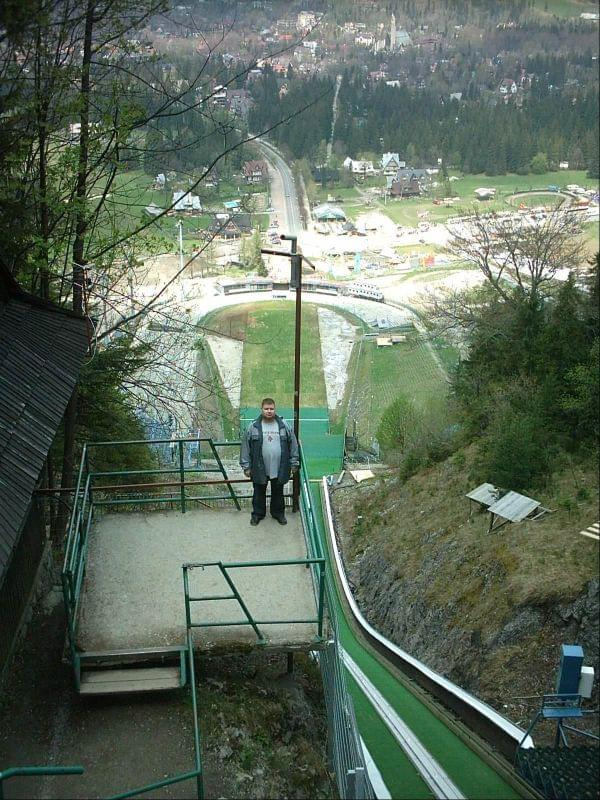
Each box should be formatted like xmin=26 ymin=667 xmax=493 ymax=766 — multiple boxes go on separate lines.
xmin=255 ymin=138 xmax=302 ymax=235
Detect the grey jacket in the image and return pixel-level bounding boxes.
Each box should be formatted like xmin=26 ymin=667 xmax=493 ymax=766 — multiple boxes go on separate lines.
xmin=239 ymin=414 xmax=299 ymax=484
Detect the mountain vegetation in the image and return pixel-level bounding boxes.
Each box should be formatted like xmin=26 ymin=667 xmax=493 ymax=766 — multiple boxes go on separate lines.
xmin=0 ymin=0 xmax=308 ymax=536
xmin=250 ymin=69 xmax=599 ymax=177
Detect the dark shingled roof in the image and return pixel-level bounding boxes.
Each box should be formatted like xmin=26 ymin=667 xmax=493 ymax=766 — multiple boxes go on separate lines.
xmin=0 ymin=269 xmax=88 ymax=585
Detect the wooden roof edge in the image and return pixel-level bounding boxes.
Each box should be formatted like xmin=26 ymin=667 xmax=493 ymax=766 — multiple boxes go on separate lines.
xmin=0 ymin=261 xmax=86 ymax=322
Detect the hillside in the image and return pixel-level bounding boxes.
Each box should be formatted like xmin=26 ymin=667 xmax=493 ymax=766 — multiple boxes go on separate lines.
xmin=330 ymin=445 xmax=599 ymax=740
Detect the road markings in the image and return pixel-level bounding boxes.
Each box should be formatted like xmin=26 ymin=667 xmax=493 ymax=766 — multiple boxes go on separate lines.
xmin=579 ymin=522 xmax=599 ymax=541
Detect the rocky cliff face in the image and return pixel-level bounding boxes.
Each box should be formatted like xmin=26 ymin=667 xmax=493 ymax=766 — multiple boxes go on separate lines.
xmin=331 ymin=459 xmax=599 ymax=738
xmin=349 ymin=542 xmax=599 ymax=710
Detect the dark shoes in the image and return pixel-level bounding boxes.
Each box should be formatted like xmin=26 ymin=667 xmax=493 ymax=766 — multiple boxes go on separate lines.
xmin=251 ymin=514 xmax=286 ymax=526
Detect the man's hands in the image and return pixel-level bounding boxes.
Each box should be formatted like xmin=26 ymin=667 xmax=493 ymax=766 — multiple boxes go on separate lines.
xmin=291 ymin=466 xmax=299 ymax=475
xmin=244 ymin=469 xmax=251 ymax=478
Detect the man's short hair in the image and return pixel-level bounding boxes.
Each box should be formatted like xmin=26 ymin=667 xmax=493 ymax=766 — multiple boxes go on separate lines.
xmin=261 ymin=397 xmax=275 ymax=407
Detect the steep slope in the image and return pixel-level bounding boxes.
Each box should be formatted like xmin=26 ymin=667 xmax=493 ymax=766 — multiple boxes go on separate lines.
xmin=330 ymin=447 xmax=599 ymax=740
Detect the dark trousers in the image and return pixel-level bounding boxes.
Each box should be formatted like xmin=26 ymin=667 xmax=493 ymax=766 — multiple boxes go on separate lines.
xmin=252 ymin=478 xmax=285 ymax=519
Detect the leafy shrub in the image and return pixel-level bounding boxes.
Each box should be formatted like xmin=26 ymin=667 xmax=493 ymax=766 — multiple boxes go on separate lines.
xmin=376 ymin=394 xmax=421 ymax=455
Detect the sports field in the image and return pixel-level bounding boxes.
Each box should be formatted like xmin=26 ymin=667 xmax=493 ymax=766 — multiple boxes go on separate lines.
xmin=204 ymin=301 xmax=451 ymax=454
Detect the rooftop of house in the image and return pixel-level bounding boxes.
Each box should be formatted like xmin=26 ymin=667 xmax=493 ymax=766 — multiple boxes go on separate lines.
xmin=0 ymin=266 xmax=88 ymax=584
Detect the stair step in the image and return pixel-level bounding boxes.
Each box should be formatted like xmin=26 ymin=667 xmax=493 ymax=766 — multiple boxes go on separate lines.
xmin=79 ymin=666 xmax=182 ymax=695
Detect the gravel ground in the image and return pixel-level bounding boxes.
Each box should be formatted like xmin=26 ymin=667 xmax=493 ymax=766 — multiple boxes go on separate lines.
xmin=317 ymin=307 xmax=358 ymax=411
xmin=0 ymin=573 xmax=334 ymax=800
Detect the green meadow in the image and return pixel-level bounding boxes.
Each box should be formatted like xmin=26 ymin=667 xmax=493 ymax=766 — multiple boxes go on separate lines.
xmin=203 ymin=301 xmax=451 ymax=451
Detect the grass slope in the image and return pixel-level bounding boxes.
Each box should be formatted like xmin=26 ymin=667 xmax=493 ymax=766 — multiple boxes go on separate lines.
xmin=350 ymin=334 xmax=449 ymax=445
xmin=204 ymin=301 xmax=328 ymax=409
xmin=337 ymin=445 xmax=598 ymax=635
xmin=241 ymin=302 xmax=327 ymax=407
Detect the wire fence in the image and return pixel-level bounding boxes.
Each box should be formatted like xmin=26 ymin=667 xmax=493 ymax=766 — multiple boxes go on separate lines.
xmin=319 ymin=591 xmax=374 ymax=800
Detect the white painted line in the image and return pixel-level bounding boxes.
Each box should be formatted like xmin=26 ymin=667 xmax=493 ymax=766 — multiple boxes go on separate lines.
xmin=343 ymin=650 xmax=465 ymax=800
xmin=320 ymin=477 xmax=533 ymax=749
xmin=579 ymin=531 xmax=600 ymax=541
xmin=360 ymin=737 xmax=392 ymax=800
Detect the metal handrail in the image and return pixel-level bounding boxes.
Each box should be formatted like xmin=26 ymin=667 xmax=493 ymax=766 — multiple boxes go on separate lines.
xmin=107 ymin=769 xmax=202 ymax=800
xmin=86 ymin=437 xmax=240 ymax=447
xmin=84 ymin=438 xmax=243 ymax=514
xmin=183 ymin=557 xmax=326 ymax=643
xmin=0 ymin=766 xmax=83 ymax=800
xmin=186 ymin=629 xmax=204 ymax=799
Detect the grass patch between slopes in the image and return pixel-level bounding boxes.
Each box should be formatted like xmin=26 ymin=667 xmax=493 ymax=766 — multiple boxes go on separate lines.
xmin=350 ymin=334 xmax=449 ymax=446
xmin=204 ymin=301 xmax=328 ymax=409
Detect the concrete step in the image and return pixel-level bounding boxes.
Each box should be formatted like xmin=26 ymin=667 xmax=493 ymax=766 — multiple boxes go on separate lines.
xmin=79 ymin=666 xmax=182 ymax=695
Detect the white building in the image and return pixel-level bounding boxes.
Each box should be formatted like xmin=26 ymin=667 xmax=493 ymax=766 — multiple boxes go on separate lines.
xmin=172 ymin=190 xmax=202 ymax=212
xmin=343 ymin=157 xmax=377 ymax=175
xmin=380 ymin=153 xmax=405 ymax=175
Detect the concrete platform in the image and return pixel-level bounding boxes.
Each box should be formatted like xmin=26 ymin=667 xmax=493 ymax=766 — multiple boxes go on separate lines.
xmin=76 ymin=508 xmax=323 ymax=655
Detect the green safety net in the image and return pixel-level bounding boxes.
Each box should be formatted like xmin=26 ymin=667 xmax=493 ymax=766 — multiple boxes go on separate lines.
xmin=240 ymin=407 xmax=343 ymax=479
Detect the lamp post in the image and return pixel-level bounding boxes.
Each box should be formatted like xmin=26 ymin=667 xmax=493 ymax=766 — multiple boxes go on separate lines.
xmin=261 ymin=235 xmax=315 ymax=511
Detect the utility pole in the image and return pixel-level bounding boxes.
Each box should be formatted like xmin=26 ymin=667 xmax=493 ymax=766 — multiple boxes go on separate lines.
xmin=177 ymin=219 xmax=184 ymax=277
xmin=261 ymin=235 xmax=315 ymax=511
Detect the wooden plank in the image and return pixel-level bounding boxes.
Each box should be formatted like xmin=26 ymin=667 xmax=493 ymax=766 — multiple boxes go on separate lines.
xmin=79 ymin=667 xmax=181 ymax=695
xmin=465 ymin=483 xmax=499 ymax=507
xmin=79 ymin=645 xmax=185 ymax=661
xmin=487 ymin=491 xmax=539 ymax=523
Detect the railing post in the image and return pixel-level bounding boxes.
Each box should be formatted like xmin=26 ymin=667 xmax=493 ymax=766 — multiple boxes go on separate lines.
xmin=219 ymin=564 xmax=265 ymax=642
xmin=179 ymin=440 xmax=186 ymax=513
xmin=209 ymin=440 xmax=240 ymax=510
xmin=183 ymin=567 xmax=192 ymax=629
xmin=84 ymin=446 xmax=93 ymax=508
xmin=317 ymin=561 xmax=325 ymax=639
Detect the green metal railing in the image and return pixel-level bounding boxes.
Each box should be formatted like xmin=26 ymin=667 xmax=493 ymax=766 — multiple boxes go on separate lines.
xmin=58 ymin=435 xmax=331 ymax=800
xmin=88 ymin=437 xmax=242 ymax=510
xmin=0 ymin=766 xmax=84 ymax=800
xmin=183 ymin=557 xmax=326 ymax=645
xmin=298 ymin=443 xmax=324 ymax=558
xmin=61 ymin=437 xmax=250 ymax=687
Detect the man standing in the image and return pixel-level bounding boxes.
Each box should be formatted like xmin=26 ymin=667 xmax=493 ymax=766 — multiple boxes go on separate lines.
xmin=240 ymin=398 xmax=299 ymax=526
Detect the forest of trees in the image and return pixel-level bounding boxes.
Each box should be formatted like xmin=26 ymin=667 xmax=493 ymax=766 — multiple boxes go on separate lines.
xmin=376 ymin=218 xmax=599 ymax=492
xmin=250 ymin=69 xmax=599 ymax=177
